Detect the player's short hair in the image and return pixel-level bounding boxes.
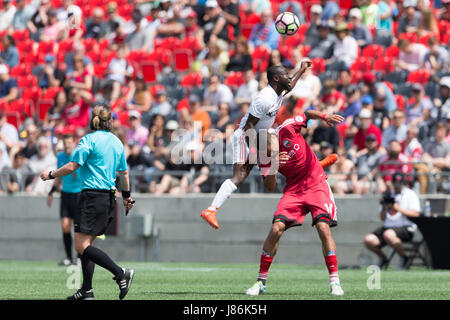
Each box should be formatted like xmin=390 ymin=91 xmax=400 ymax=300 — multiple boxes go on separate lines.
xmin=267 ymin=65 xmax=285 ymax=84
xmin=90 ymin=104 xmax=112 ymax=131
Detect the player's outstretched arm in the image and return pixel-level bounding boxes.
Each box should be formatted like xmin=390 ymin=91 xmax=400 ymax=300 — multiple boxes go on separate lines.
xmin=285 ymin=58 xmax=313 ymax=94
xmin=40 ymin=161 xmax=80 ymax=181
xmin=305 ymin=110 xmax=344 ymax=126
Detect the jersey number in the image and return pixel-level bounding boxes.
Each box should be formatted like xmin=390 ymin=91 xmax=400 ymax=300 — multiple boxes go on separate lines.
xmin=324 ymin=203 xmax=334 ymax=214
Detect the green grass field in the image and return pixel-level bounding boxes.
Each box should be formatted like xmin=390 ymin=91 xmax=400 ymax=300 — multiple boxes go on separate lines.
xmin=1 ymin=261 xmax=449 ymax=300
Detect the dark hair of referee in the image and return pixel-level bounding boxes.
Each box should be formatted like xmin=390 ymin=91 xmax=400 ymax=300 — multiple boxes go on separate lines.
xmin=40 ymin=104 xmax=135 ymax=300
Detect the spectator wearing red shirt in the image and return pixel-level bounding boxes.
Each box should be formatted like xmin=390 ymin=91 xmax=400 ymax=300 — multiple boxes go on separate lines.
xmin=321 ymin=78 xmax=345 ymax=113
xmin=62 ymin=87 xmax=92 ymax=129
xmin=353 ymin=108 xmax=382 ymax=151
xmin=377 ymin=139 xmax=413 ymax=193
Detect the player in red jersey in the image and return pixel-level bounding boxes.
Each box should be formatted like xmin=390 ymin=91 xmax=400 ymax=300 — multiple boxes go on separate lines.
xmin=246 ymin=111 xmax=345 ymax=296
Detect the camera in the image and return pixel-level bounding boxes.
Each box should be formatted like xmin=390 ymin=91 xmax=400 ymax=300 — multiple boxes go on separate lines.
xmin=380 ymin=188 xmax=395 ymax=206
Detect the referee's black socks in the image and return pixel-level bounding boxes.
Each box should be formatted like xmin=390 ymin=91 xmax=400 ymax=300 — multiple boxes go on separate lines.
xmin=82 ymin=246 xmax=124 ymax=278
xmin=63 ymin=232 xmax=73 ymax=261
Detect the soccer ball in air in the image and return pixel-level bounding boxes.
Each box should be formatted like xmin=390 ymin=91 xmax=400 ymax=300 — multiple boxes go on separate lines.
xmin=275 ymin=12 xmax=300 ymax=35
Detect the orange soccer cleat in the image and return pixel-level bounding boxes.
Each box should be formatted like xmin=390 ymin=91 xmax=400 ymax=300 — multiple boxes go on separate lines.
xmin=320 ymin=153 xmax=339 ymax=169
xmin=201 ymin=208 xmax=219 ymax=229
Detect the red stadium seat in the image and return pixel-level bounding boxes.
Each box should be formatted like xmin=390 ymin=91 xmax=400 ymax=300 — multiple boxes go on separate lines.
xmin=438 ymin=20 xmax=449 ymax=42
xmin=21 ymin=86 xmax=42 ymax=110
xmin=37 ymin=40 xmax=56 ymax=55
xmin=394 ymin=94 xmax=406 ymax=111
xmin=94 ymin=61 xmax=109 ymax=78
xmin=5 ymin=111 xmax=21 ymax=129
xmin=173 ymin=49 xmax=193 ymax=72
xmin=373 ymin=57 xmax=394 ymax=74
xmin=398 ymin=32 xmax=418 ymax=43
xmin=350 ymin=57 xmax=372 ymax=73
xmin=42 ymin=86 xmax=63 ymax=100
xmin=10 ymin=64 xmax=31 ymax=77
xmin=301 ymin=45 xmax=311 ymax=57
xmin=12 ymin=29 xmax=29 ymax=43
xmin=36 ymin=99 xmax=54 ymax=121
xmin=149 ymin=84 xmax=165 ymax=98
xmin=141 ymin=61 xmax=159 ymax=83
xmin=17 ymin=75 xmax=38 ymax=89
xmin=240 ymin=24 xmax=255 ymax=39
xmin=311 ymin=57 xmax=326 ymax=75
xmin=180 ymin=72 xmax=202 ymax=88
xmin=58 ymin=38 xmax=75 ymax=54
xmin=21 ymin=52 xmax=39 ymax=65
xmin=7 ymin=98 xmax=34 ymax=118
xmin=225 ymin=72 xmax=245 ymax=90
xmin=407 ymin=69 xmax=430 ymax=84
xmin=117 ymin=110 xmax=129 ymax=128
xmin=179 ymin=37 xmax=201 ymax=56
xmin=362 ymin=44 xmax=384 ymax=60
xmin=251 ymin=46 xmax=270 ymax=61
xmin=16 ymin=39 xmax=34 ymax=54
xmin=385 ymin=45 xmax=400 ymax=58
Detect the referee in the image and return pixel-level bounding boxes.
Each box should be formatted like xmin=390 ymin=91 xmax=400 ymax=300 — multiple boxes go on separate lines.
xmin=47 ymin=132 xmax=81 ymax=266
xmin=40 ymin=105 xmax=135 ymax=300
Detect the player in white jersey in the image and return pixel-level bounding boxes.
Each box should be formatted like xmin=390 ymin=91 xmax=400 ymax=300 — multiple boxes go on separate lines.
xmin=201 ymin=59 xmax=313 ymax=229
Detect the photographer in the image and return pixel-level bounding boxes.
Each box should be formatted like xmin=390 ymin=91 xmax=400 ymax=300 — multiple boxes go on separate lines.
xmin=363 ymin=173 xmax=421 ymax=269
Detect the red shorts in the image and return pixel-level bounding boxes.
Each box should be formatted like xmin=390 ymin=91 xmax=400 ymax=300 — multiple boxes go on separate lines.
xmin=273 ymin=180 xmax=338 ymax=229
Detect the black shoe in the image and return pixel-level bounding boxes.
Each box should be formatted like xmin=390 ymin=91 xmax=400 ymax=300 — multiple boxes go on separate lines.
xmin=67 ymin=289 xmax=94 ymax=300
xmin=113 ymin=268 xmax=134 ymax=300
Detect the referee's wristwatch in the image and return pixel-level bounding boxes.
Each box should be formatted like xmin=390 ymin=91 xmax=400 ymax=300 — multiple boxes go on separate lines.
xmin=48 ymin=170 xmax=56 ymax=180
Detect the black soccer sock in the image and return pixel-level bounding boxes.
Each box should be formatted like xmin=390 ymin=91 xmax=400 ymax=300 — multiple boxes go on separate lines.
xmin=82 ymin=246 xmax=123 ymax=278
xmin=81 ymin=255 xmax=95 ymax=291
xmin=63 ymin=232 xmax=73 ymax=260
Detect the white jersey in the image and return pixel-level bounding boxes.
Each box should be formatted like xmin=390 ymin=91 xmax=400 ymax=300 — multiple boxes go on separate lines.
xmin=239 ymin=85 xmax=284 ymax=130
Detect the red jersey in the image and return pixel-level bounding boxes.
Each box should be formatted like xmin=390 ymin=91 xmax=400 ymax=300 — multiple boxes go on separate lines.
xmin=353 ymin=124 xmax=382 ymax=150
xmin=378 ymin=153 xmax=412 ymax=182
xmin=63 ymin=98 xmax=90 ymax=128
xmin=275 ymin=115 xmax=326 ymax=193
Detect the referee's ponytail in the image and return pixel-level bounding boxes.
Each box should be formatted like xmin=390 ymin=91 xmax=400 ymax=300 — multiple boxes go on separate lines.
xmin=90 ymin=104 xmax=112 ymax=131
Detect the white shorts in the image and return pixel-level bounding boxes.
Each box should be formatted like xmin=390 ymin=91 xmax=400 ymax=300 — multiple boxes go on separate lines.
xmin=232 ymin=128 xmax=249 ymax=164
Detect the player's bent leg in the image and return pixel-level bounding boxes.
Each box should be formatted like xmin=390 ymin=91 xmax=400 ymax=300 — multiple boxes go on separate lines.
xmin=246 ymin=222 xmax=286 ymax=296
xmin=315 ymin=222 xmax=344 ymax=296
xmin=201 ymin=163 xmax=253 ymax=229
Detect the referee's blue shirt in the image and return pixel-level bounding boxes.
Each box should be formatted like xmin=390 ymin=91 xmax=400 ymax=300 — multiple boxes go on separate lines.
xmin=57 ymin=151 xmax=81 ymax=193
xmin=72 ymin=130 xmax=127 ymax=191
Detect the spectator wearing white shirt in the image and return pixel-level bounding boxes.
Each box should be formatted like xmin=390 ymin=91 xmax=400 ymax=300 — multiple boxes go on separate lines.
xmin=0 ymin=0 xmax=16 ymax=31
xmin=329 ymin=22 xmax=358 ymax=69
xmin=234 ymin=70 xmax=259 ymax=108
xmin=0 ymin=111 xmax=19 ymax=151
xmin=364 ymin=172 xmax=421 ymax=269
xmin=203 ymin=74 xmax=234 ymax=111
xmin=287 ymin=67 xmax=321 ymax=111
xmin=106 ymin=44 xmax=134 ymax=104
xmin=26 ymin=136 xmax=57 ymax=195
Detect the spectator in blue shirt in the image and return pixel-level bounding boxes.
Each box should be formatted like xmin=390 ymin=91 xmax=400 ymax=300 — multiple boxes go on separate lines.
xmin=248 ymin=8 xmax=280 ymax=51
xmin=343 ymin=85 xmax=362 ymax=121
xmin=0 ymin=64 xmax=19 ymax=104
xmin=321 ymin=0 xmax=340 ymax=21
xmin=0 ymin=35 xmax=18 ymax=69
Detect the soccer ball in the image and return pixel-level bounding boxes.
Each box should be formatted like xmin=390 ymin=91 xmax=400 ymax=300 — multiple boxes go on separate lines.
xmin=275 ymin=12 xmax=300 ymax=35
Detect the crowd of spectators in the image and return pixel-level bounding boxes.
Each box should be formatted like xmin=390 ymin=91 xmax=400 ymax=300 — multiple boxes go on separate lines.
xmin=0 ymin=0 xmax=449 ymax=196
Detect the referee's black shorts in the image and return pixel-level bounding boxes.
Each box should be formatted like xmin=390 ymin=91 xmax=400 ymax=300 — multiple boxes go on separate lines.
xmin=75 ymin=189 xmax=116 ymax=236
xmin=372 ymin=226 xmax=414 ymax=247
xmin=60 ymin=191 xmax=81 ymax=220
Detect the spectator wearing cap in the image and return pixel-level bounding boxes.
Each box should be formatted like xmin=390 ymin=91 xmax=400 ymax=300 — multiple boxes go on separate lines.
xmin=372 ymin=88 xmax=390 ymax=130
xmin=126 ymin=9 xmax=152 ymax=52
xmin=309 ymin=21 xmax=337 ymax=60
xmin=329 ymin=22 xmax=358 ymax=69
xmin=432 ymin=76 xmax=450 ymax=122
xmin=149 ymin=88 xmax=172 ymax=118
xmin=10 ymin=0 xmax=39 ymax=31
xmin=348 ymin=8 xmax=372 ymax=48
xmin=353 ymin=108 xmax=383 ymax=151
xmin=398 ymin=0 xmax=422 ymax=33
xmin=305 ymin=4 xmax=323 ymax=45
xmin=248 ymin=8 xmax=280 ymax=51
xmin=125 ymin=76 xmax=152 ymax=113
xmin=226 ymin=36 xmax=253 ymax=73
xmin=189 ymin=94 xmax=211 ymax=138
xmin=0 ymin=35 xmax=18 ymax=69
xmin=0 ymin=0 xmax=17 ymax=31
xmin=396 ymin=38 xmax=428 ymax=72
xmin=35 ymin=54 xmax=66 ymax=89
xmin=377 ymin=0 xmax=394 ymax=31
xmin=405 ymin=83 xmax=434 ymax=130
xmin=342 ymin=85 xmax=362 ymax=122
xmin=382 ymin=110 xmax=408 ymax=148
xmin=362 ymin=71 xmax=396 ymax=113
xmin=0 ymin=64 xmax=18 ymax=104
xmin=184 ymin=8 xmax=200 ymax=39
xmin=126 ymin=110 xmax=149 ymax=148
xmin=377 ymin=139 xmax=413 ymax=193
xmin=422 ymin=37 xmax=449 ymax=75
xmin=321 ymin=0 xmax=340 ymax=21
